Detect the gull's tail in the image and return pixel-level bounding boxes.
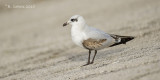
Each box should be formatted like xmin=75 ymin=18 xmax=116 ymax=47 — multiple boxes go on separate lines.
xmin=109 ymin=34 xmax=135 ymax=47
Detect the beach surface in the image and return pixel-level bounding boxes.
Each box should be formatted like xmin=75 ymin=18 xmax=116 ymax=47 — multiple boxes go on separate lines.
xmin=0 ymin=0 xmax=160 ymax=80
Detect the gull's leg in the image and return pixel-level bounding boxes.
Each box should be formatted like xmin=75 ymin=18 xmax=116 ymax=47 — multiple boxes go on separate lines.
xmin=83 ymin=50 xmax=91 ymax=66
xmin=90 ymin=50 xmax=97 ymax=64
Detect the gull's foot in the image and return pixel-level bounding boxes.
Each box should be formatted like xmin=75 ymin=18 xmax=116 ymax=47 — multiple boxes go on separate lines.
xmin=90 ymin=62 xmax=94 ymax=64
xmin=82 ymin=63 xmax=90 ymax=66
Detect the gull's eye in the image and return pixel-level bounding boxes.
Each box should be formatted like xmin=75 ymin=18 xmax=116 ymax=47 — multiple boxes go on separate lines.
xmin=71 ymin=19 xmax=78 ymax=22
xmin=71 ymin=19 xmax=75 ymax=22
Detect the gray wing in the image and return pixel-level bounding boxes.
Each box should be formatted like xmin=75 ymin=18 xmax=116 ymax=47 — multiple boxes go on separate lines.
xmin=83 ymin=27 xmax=115 ymax=49
xmin=109 ymin=34 xmax=135 ymax=47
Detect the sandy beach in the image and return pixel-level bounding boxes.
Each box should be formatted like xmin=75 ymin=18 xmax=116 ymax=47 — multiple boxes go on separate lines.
xmin=0 ymin=0 xmax=160 ymax=80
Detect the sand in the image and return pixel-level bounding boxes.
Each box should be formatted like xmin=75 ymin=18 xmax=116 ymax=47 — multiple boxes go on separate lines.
xmin=0 ymin=0 xmax=160 ymax=80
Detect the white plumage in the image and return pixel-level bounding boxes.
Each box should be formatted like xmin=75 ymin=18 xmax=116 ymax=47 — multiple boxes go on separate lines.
xmin=63 ymin=15 xmax=134 ymax=66
xmin=69 ymin=15 xmax=115 ymax=50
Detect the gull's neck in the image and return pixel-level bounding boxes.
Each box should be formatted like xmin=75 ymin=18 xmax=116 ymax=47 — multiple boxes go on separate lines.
xmin=71 ymin=23 xmax=88 ymax=48
xmin=72 ymin=23 xmax=88 ymax=31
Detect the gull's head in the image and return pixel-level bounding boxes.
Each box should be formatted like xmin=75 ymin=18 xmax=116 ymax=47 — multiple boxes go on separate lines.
xmin=63 ymin=15 xmax=86 ymax=27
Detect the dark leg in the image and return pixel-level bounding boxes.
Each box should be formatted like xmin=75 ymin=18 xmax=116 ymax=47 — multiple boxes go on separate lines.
xmin=90 ymin=50 xmax=97 ymax=64
xmin=83 ymin=50 xmax=91 ymax=66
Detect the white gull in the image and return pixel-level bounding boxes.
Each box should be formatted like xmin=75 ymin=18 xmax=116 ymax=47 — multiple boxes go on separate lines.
xmin=63 ymin=15 xmax=134 ymax=66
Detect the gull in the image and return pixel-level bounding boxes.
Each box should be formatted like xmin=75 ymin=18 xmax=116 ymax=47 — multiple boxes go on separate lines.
xmin=63 ymin=15 xmax=134 ymax=66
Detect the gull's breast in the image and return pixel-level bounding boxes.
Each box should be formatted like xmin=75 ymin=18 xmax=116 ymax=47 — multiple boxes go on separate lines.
xmin=71 ymin=28 xmax=85 ymax=48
